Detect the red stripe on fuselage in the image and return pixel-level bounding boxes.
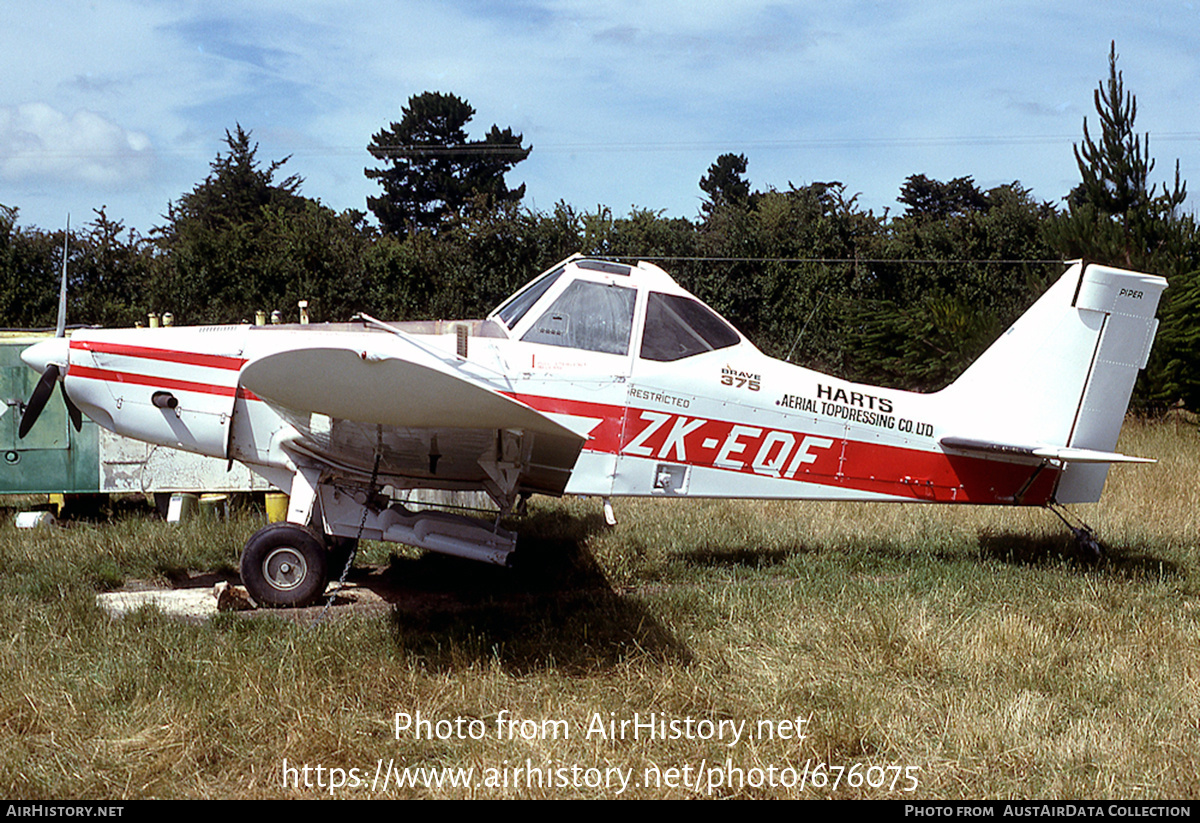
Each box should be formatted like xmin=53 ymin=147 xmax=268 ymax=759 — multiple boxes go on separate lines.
xmin=69 ymin=365 xmax=261 ymax=402
xmin=506 ymin=391 xmax=1058 ymax=505
xmin=503 ymin=392 xmax=626 ymax=453
xmin=70 ymin=340 xmax=247 ymax=370
xmin=69 ymin=364 xmax=239 ymax=397
xmin=69 ymin=339 xmax=261 ymax=400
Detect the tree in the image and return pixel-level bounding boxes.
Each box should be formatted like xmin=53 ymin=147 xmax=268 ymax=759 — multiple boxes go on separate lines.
xmin=845 ymin=177 xmax=1063 ymax=391
xmin=365 ymin=92 xmax=531 ymax=236
xmin=69 ymin=208 xmax=155 ymax=327
xmin=1040 ymin=43 xmax=1200 ymax=413
xmin=1056 ymin=42 xmax=1187 ymax=269
xmin=699 ymin=153 xmax=752 ymax=217
xmin=884 ymin=179 xmax=1057 ymax=305
xmin=153 ymin=126 xmax=340 ymax=323
xmin=164 ymin=125 xmax=304 ymax=234
xmin=897 ymin=174 xmax=988 ymax=220
xmin=0 ymin=206 xmax=62 ymax=328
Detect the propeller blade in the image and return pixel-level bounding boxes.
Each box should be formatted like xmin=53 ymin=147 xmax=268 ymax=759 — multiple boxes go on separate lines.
xmin=61 ymin=383 xmax=82 ymax=432
xmin=19 ymin=364 xmax=60 ymax=439
xmin=17 ymin=218 xmax=77 ymax=438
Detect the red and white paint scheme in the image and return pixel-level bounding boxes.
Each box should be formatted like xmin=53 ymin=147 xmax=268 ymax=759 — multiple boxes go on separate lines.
xmin=19 ymin=256 xmax=1167 ymax=606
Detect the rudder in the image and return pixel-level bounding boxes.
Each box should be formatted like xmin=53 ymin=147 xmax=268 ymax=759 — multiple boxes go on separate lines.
xmin=1057 ymin=263 xmax=1166 ymax=502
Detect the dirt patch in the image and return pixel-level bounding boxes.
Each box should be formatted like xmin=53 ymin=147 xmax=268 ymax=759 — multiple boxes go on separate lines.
xmin=101 ymin=549 xmax=618 ymax=624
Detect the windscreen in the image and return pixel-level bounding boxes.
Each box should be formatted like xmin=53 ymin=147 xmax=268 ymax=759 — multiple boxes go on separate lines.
xmin=521 ymin=280 xmax=637 ymax=355
xmin=493 ymin=266 xmax=564 ymax=329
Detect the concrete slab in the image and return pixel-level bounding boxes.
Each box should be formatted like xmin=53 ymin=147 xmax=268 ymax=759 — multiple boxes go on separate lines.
xmin=97 ymin=588 xmax=218 ymax=620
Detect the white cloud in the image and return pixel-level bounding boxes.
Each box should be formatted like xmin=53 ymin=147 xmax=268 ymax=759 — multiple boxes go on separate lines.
xmin=1 ymin=1 xmax=1198 ymax=230
xmin=0 ymin=103 xmax=155 ymax=186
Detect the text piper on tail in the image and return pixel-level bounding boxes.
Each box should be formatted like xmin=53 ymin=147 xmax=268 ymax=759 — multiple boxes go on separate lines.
xmin=17 ymin=255 xmax=1167 ymax=606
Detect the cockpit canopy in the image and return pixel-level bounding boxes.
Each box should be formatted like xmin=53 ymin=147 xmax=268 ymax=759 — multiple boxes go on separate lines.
xmin=487 ymin=256 xmax=744 ymax=361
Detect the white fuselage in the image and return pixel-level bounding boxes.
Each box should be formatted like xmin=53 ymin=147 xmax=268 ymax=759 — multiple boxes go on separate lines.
xmin=30 ymin=256 xmax=1167 ymax=513
xmin=54 ymin=317 xmax=1046 ymax=509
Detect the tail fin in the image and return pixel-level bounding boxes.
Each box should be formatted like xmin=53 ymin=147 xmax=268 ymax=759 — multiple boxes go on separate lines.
xmin=939 ymin=261 xmax=1167 ymax=504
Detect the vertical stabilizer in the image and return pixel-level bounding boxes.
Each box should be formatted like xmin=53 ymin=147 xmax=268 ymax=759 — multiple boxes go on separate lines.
xmin=939 ymin=262 xmax=1166 ymax=503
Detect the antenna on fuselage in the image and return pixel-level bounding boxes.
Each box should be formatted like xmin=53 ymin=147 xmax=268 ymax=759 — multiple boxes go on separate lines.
xmin=785 ymin=293 xmax=824 ymax=363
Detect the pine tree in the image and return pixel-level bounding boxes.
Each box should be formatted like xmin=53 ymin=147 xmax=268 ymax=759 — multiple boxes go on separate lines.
xmin=153 ymin=126 xmax=321 ymax=323
xmin=1053 ymin=43 xmax=1199 ymax=412
xmin=699 ymin=153 xmax=752 ymax=217
xmin=165 ymin=125 xmax=304 ymax=233
xmin=365 ymin=93 xmax=530 ymax=236
xmin=1063 ymin=42 xmax=1186 ymax=269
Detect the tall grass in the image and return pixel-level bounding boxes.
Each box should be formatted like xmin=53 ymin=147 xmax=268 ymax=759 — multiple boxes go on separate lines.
xmin=0 ymin=418 xmax=1196 ymax=798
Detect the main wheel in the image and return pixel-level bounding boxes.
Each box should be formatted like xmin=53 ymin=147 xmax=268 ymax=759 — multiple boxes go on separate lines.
xmin=240 ymin=523 xmax=329 ymax=607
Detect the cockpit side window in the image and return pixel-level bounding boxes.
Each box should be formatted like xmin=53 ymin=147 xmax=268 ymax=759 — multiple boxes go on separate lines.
xmin=494 ymin=266 xmax=564 ymax=329
xmin=521 ymin=280 xmax=637 ymax=355
xmin=640 ymin=292 xmax=740 ymax=361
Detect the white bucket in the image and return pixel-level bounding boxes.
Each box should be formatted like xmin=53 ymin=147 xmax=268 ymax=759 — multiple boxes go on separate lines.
xmin=15 ymin=511 xmax=56 ymax=529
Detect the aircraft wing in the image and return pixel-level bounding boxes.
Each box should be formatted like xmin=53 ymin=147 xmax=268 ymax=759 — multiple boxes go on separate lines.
xmin=238 ymin=340 xmax=586 ymax=497
xmin=240 ymin=343 xmax=581 ymax=436
xmin=939 ymin=436 xmax=1154 ymax=465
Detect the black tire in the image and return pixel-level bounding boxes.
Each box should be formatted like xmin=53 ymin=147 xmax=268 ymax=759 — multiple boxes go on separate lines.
xmin=240 ymin=523 xmax=329 ymax=607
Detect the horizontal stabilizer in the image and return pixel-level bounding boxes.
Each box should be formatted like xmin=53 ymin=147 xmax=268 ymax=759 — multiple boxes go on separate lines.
xmin=940 ymin=436 xmax=1154 ymax=465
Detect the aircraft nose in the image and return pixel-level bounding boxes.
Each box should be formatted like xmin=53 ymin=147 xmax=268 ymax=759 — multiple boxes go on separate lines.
xmin=20 ymin=337 xmax=70 ymax=374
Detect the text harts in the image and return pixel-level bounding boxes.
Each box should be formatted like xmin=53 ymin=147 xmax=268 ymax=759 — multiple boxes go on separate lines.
xmin=817 ymin=383 xmax=893 ymax=413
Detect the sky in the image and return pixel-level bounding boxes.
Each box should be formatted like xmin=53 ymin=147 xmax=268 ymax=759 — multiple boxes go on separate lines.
xmin=2 ymin=1 xmax=1199 ymax=235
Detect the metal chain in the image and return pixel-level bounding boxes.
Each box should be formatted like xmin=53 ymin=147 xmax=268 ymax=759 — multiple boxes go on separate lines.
xmin=311 ymin=429 xmax=383 ymax=626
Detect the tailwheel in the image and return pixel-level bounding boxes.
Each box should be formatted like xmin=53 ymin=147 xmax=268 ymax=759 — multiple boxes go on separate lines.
xmin=240 ymin=522 xmax=329 ymax=607
xmin=1046 ymin=503 xmax=1103 ymax=563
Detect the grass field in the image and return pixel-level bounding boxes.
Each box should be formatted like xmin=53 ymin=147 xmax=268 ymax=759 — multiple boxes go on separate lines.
xmin=0 ymin=417 xmax=1197 ymax=799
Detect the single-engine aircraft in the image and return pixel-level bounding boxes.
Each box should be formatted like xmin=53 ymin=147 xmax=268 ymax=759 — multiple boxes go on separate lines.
xmin=18 ymin=255 xmax=1167 ymax=606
